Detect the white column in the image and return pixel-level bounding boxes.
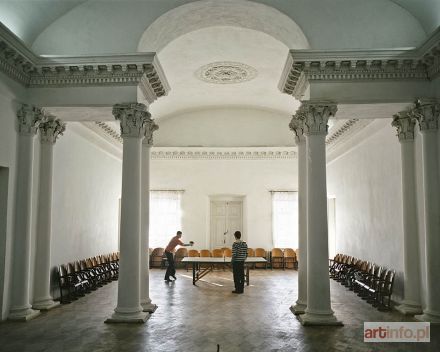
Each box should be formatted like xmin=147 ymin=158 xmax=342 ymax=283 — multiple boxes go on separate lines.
xmin=412 ymin=100 xmax=440 ymax=324
xmin=299 ymin=101 xmax=342 ymax=326
xmin=289 ymin=108 xmax=307 ymax=314
xmin=106 ymin=103 xmax=150 ymax=323
xmin=33 ymin=116 xmax=66 ymax=311
xmin=140 ymin=117 xmax=158 ymax=313
xmin=392 ymin=111 xmax=423 ymax=315
xmin=8 ymin=105 xmax=43 ymax=321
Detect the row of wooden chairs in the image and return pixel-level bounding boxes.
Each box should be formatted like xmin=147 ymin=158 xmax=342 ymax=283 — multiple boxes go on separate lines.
xmin=149 ymin=247 xmax=298 ymax=270
xmin=58 ymin=253 xmax=119 ymax=303
xmin=329 ymin=253 xmax=395 ymax=311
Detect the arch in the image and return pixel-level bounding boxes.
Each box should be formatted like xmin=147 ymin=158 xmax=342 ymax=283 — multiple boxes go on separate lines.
xmin=137 ymin=0 xmax=310 ymax=52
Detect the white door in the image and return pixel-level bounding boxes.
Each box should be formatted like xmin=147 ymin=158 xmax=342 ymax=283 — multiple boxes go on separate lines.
xmin=210 ymin=200 xmax=243 ymax=248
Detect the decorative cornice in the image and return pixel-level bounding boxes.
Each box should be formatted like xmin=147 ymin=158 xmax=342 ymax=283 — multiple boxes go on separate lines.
xmin=151 ymin=147 xmax=297 ymax=160
xmin=279 ymin=27 xmax=440 ymax=98
xmin=326 ymin=119 xmax=359 ymax=146
xmin=92 ymin=121 xmax=123 ymax=144
xmin=0 ymin=23 xmax=169 ymax=101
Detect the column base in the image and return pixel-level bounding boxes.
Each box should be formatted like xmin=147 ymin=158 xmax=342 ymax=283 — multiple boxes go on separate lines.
xmin=105 ymin=310 xmax=150 ymax=324
xmin=415 ymin=310 xmax=440 ymax=324
xmin=141 ymin=302 xmax=158 ymax=313
xmin=290 ymin=302 xmax=307 ymax=315
xmin=299 ymin=311 xmax=343 ymax=326
xmin=395 ymin=301 xmax=423 ymax=315
xmin=8 ymin=307 xmax=40 ymax=321
xmin=32 ymin=298 xmax=60 ymax=311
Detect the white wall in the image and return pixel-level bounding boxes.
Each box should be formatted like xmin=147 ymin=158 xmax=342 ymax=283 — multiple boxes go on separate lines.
xmin=151 ymin=158 xmax=297 ymax=250
xmin=49 ymin=124 xmax=122 ymax=264
xmin=327 ymin=119 xmax=440 ymax=304
xmin=327 ymin=120 xmax=405 ymax=300
xmin=154 ymin=107 xmax=294 ymax=148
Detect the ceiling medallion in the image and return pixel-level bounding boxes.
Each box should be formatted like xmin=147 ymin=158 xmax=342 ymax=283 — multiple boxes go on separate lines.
xmin=196 ymin=61 xmax=258 ymax=84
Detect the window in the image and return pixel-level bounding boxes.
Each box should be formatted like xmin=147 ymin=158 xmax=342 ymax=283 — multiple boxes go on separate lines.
xmin=149 ymin=191 xmax=183 ymax=248
xmin=271 ymin=191 xmax=298 ymax=249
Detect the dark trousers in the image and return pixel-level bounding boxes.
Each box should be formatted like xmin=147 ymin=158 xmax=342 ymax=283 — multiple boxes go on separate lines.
xmin=165 ymin=251 xmax=175 ymax=280
xmin=232 ymin=261 xmax=245 ymax=292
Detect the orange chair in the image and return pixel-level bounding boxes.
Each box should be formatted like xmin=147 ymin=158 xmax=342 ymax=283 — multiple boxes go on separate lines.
xmin=247 ymin=248 xmax=255 ymax=257
xmin=212 ymin=248 xmax=223 ymax=257
xmin=271 ymin=248 xmax=284 ymax=269
xmin=283 ymin=248 xmax=297 ymax=270
xmin=223 ymin=248 xmax=232 ymax=257
xmin=186 ymin=249 xmax=200 ymax=271
xmin=254 ymin=248 xmax=267 ymax=269
xmin=175 ymin=247 xmax=188 ymax=268
xmin=151 ymin=247 xmax=165 ymax=268
xmin=200 ymin=249 xmax=211 ymax=257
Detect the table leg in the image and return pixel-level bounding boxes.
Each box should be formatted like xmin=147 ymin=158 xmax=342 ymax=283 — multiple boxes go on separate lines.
xmin=192 ymin=264 xmax=196 ymax=285
xmin=246 ymin=265 xmax=250 ymax=286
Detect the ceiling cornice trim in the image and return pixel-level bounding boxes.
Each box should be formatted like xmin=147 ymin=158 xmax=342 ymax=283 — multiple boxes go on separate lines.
xmin=151 ymin=147 xmax=297 ymax=160
xmin=0 ymin=22 xmax=170 ymax=101
xmin=279 ymin=28 xmax=440 ymax=98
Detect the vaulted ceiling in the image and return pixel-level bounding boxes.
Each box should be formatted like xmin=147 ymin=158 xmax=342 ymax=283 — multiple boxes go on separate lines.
xmin=1 ymin=0 xmax=439 ymax=120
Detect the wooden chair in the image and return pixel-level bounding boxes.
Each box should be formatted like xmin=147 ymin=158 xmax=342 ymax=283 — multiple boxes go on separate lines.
xmin=58 ymin=264 xmax=74 ymax=303
xmin=223 ymin=248 xmax=232 ymax=257
xmin=377 ymin=270 xmax=395 ymax=311
xmin=254 ymin=248 xmax=267 ymax=269
xmin=186 ymin=249 xmax=200 ymax=271
xmin=246 ymin=248 xmax=255 ymax=268
xmin=150 ymin=247 xmax=165 ymax=268
xmin=199 ymin=249 xmax=211 ymax=257
xmin=271 ymin=248 xmax=284 ymax=269
xmin=283 ymin=248 xmax=296 ymax=270
xmin=212 ymin=248 xmax=223 ymax=257
xmin=175 ymin=247 xmax=188 ymax=268
xmin=199 ymin=249 xmax=212 ymax=269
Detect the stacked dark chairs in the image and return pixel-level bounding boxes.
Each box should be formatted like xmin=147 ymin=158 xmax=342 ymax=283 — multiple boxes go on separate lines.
xmin=58 ymin=252 xmax=119 ymax=304
xmin=329 ymin=253 xmax=395 ymax=311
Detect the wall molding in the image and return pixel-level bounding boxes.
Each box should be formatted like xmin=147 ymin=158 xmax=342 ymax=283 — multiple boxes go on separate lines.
xmin=0 ymin=23 xmax=169 ymax=103
xmin=151 ymin=147 xmax=297 ymax=160
xmin=279 ymin=28 xmax=440 ymax=99
xmin=82 ymin=118 xmax=374 ymax=161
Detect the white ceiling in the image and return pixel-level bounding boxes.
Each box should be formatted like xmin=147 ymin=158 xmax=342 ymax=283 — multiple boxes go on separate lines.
xmin=147 ymin=26 xmax=298 ymax=118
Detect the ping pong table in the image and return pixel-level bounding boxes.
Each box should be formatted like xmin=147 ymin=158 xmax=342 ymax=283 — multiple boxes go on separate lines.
xmin=181 ymin=257 xmax=267 ymax=285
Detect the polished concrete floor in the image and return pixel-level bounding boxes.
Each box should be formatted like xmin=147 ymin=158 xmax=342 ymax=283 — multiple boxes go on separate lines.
xmin=0 ymin=269 xmax=439 ymax=352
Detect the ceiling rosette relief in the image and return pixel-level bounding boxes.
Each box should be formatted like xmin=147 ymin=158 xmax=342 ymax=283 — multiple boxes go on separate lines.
xmin=279 ymin=28 xmax=440 ymax=99
xmin=0 ymin=23 xmax=169 ymax=103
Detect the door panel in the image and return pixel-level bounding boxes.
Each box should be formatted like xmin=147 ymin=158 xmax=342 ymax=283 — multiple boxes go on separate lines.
xmin=210 ymin=200 xmax=242 ymax=249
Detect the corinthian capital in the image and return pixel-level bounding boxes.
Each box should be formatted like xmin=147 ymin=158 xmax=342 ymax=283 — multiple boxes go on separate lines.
xmin=301 ymin=101 xmax=337 ymax=136
xmin=392 ymin=110 xmax=417 ymax=141
xmin=289 ymin=105 xmax=307 ymax=143
xmin=143 ymin=119 xmax=159 ymax=146
xmin=17 ymin=104 xmax=44 ymax=136
xmin=113 ymin=103 xmax=151 ymax=138
xmin=38 ymin=116 xmax=66 ymax=144
xmin=410 ymin=99 xmax=439 ymax=131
